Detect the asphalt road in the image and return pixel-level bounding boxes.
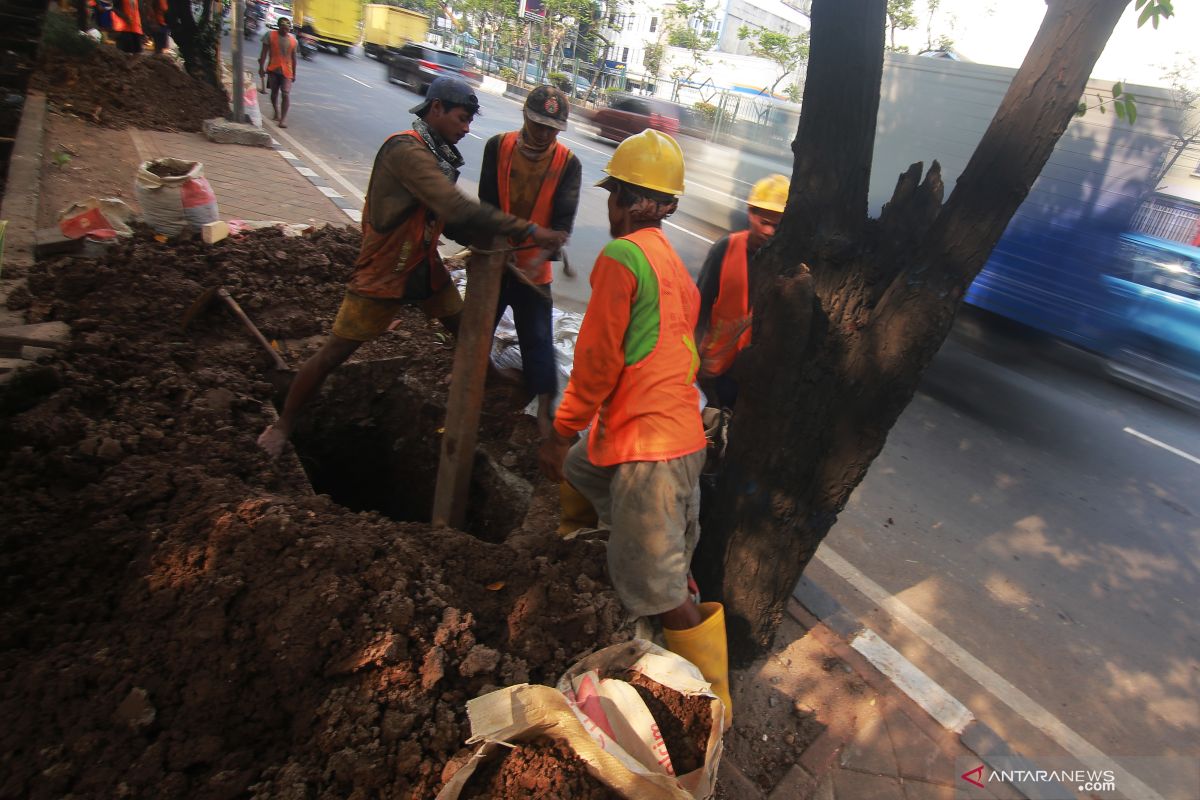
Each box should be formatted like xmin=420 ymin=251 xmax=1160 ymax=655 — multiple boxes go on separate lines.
xmin=244 ymin=43 xmax=1200 ymax=800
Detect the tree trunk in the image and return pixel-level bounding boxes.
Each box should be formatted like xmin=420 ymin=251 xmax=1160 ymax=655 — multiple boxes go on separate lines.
xmin=692 ymin=0 xmax=1130 ymax=666
xmin=167 ymin=0 xmax=222 ymax=88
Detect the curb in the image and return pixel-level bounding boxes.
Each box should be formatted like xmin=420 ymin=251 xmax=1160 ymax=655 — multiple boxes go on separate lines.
xmin=0 ymin=90 xmax=47 ymax=273
xmin=267 ymin=140 xmax=361 ymax=224
xmin=792 ymin=575 xmax=1039 ymax=799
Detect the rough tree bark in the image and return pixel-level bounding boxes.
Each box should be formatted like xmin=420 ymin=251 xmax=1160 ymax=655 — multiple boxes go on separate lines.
xmin=693 ymin=0 xmax=1132 ymax=665
xmin=166 ymin=0 xmax=222 ymax=88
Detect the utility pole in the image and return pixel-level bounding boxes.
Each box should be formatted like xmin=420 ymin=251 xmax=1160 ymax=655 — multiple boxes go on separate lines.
xmin=230 ymin=0 xmax=244 ymax=123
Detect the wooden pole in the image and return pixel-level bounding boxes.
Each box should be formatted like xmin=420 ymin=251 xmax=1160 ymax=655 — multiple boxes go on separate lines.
xmin=431 ymin=238 xmax=506 ymax=528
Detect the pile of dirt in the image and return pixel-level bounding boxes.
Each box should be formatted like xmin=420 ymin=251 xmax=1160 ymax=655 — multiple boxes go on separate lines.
xmin=0 ymin=227 xmax=635 ymax=799
xmin=34 ymin=44 xmax=227 ymax=131
xmin=461 ymin=739 xmax=622 ymax=799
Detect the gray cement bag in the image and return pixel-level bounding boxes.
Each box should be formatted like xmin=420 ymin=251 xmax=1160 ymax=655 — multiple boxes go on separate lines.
xmin=135 ymin=158 xmax=219 ymax=236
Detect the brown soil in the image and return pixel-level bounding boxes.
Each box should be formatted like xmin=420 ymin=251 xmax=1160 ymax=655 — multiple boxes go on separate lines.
xmin=0 ymin=226 xmax=635 ymax=799
xmin=461 ymin=738 xmax=622 ymax=800
xmin=627 ymin=672 xmax=712 ymax=777
xmin=146 ymin=161 xmax=190 ymax=177
xmin=34 ymin=44 xmax=228 ymax=131
xmin=37 ymin=112 xmax=144 ymax=227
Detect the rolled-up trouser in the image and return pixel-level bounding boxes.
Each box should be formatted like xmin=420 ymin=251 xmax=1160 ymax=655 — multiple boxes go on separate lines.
xmin=563 ymin=437 xmax=705 ymax=617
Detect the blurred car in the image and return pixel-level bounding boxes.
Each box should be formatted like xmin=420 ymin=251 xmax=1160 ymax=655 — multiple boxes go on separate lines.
xmin=385 ymin=44 xmax=481 ymax=94
xmin=264 ymin=4 xmax=292 ymax=30
xmin=1100 ymin=233 xmax=1200 ymax=406
xmin=588 ymin=93 xmax=704 ymax=142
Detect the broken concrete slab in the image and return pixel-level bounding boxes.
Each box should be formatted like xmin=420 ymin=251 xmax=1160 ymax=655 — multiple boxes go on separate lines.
xmin=35 ymin=227 xmax=82 ymax=258
xmin=0 ymin=321 xmax=71 ymax=350
xmin=202 ymin=118 xmax=272 ymax=148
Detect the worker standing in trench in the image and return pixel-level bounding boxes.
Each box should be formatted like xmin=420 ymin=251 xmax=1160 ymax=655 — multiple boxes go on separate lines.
xmin=257 ymin=77 xmax=567 ymax=459
xmin=537 ymin=129 xmax=733 ymax=728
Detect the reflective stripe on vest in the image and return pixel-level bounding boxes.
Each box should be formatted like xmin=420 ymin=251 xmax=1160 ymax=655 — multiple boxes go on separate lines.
xmin=111 ymin=0 xmax=142 ymax=34
xmin=268 ymin=31 xmax=296 ymax=79
xmin=699 ymin=229 xmax=752 ymax=377
xmin=348 ymin=130 xmax=448 ymax=299
xmin=587 ymin=228 xmax=706 ymax=466
xmin=496 ymin=132 xmax=570 ymax=285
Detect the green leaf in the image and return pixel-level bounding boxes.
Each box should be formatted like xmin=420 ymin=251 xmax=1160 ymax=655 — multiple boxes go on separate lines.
xmin=1075 ymin=101 xmax=1087 ymax=117
xmin=1138 ymin=2 xmax=1155 ymax=26
xmin=1125 ymin=97 xmax=1138 ymax=124
xmin=1114 ymin=100 xmax=1125 ymax=121
xmin=1112 ymin=82 xmax=1123 ymax=98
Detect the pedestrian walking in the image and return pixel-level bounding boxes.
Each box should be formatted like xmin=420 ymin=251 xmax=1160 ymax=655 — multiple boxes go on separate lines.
xmin=110 ymin=0 xmax=143 ymax=54
xmin=149 ymin=0 xmax=170 ymax=54
xmin=538 ymin=129 xmax=733 ymax=728
xmin=258 ymin=16 xmax=297 ymax=127
xmin=257 ymin=77 xmax=568 ymax=459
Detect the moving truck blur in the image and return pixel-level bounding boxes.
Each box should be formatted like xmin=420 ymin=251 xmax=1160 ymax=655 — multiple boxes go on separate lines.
xmin=291 ymin=0 xmax=361 ymax=55
xmin=362 ymin=4 xmax=430 ymax=61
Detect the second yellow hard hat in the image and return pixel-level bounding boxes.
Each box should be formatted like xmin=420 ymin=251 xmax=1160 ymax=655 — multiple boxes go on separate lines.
xmin=598 ymin=129 xmax=685 ymax=196
xmin=747 ymin=174 xmax=790 ymax=213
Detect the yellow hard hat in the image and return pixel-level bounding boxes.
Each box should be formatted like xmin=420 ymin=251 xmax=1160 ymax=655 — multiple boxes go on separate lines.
xmin=598 ymin=129 xmax=685 ymax=196
xmin=747 ymin=174 xmax=790 ymax=212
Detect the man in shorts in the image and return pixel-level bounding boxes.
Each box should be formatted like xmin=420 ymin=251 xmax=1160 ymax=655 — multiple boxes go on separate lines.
xmin=257 ymin=77 xmax=568 ymax=458
xmin=537 ymin=129 xmax=733 ymax=728
xmin=258 ymin=16 xmax=297 ymax=127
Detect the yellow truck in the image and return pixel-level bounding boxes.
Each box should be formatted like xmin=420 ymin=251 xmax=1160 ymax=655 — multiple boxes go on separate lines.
xmin=362 ymin=4 xmax=430 ymax=61
xmin=292 ymin=0 xmax=362 ymax=55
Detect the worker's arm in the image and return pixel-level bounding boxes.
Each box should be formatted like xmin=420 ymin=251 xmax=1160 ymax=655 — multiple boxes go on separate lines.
xmin=553 ymin=246 xmax=637 ymax=438
xmin=693 ymin=235 xmax=729 ymax=346
xmin=258 ymin=35 xmax=269 ymax=71
xmin=290 ymin=34 xmax=297 ymax=79
xmin=549 ymin=153 xmax=583 ymax=234
xmin=386 ymin=136 xmax=530 ymax=239
xmin=476 ymin=134 xmax=501 ymax=208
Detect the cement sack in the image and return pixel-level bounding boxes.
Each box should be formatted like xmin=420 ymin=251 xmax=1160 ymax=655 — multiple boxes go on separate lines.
xmin=437 ymin=639 xmax=723 ymax=800
xmin=135 ymin=158 xmax=219 ymax=236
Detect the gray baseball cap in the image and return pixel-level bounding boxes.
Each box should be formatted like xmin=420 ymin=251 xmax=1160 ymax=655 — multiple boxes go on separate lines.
xmin=409 ymin=76 xmax=481 ymax=116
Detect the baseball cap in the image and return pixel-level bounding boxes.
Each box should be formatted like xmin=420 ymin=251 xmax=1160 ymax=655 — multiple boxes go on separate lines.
xmin=408 ymin=76 xmax=481 ymax=117
xmin=524 ymin=85 xmax=569 ymax=130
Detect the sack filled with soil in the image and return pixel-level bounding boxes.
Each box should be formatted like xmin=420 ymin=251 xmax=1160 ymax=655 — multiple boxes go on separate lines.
xmin=438 ymin=640 xmax=723 ymax=800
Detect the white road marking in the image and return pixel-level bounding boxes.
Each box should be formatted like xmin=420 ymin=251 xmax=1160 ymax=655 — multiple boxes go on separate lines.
xmin=664 ymin=219 xmax=714 ymax=244
xmin=559 ymin=135 xmax=608 ymax=156
xmin=266 ymin=123 xmax=366 ymax=202
xmin=817 ymin=544 xmax=1166 ymax=800
xmin=317 ymin=185 xmax=343 ymax=198
xmin=687 ymin=178 xmax=740 ymax=201
xmin=342 ymin=73 xmax=372 ymax=89
xmin=466 ymin=132 xmax=482 ymax=140
xmin=1123 ymin=427 xmax=1200 ymax=466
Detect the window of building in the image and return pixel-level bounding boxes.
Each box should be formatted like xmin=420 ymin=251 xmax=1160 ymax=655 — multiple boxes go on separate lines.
xmin=649 ymin=16 xmax=658 ymax=32
xmin=621 ymin=47 xmax=629 ymax=62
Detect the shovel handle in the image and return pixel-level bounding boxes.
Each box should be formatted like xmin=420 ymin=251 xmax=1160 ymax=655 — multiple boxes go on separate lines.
xmin=217 ymin=288 xmax=289 ymax=371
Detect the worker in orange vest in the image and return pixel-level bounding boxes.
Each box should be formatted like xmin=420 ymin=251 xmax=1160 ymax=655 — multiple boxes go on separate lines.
xmin=109 ymin=0 xmax=143 ymax=53
xmin=694 ymin=173 xmax=790 ymax=409
xmin=478 ymin=85 xmax=582 ymax=440
xmin=538 ymin=129 xmax=733 ymax=729
xmin=149 ymin=0 xmax=170 ymax=53
xmin=258 ymin=77 xmax=568 ymax=459
xmin=257 ymin=16 xmax=297 ymax=127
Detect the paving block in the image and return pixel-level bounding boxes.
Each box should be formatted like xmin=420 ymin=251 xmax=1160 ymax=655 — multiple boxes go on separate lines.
xmin=833 ymin=768 xmax=906 ymax=799
xmin=0 ymin=321 xmax=70 ymax=349
xmin=34 ymin=227 xmax=82 ymax=258
xmin=768 ymin=764 xmax=818 ymax=800
xmin=885 ymin=705 xmax=951 ymax=785
xmin=201 ymin=118 xmax=272 ymax=148
xmin=202 ymin=220 xmax=230 ymax=244
xmin=900 ymin=777 xmax=956 ymax=800
xmin=0 ymin=357 xmax=30 ymax=373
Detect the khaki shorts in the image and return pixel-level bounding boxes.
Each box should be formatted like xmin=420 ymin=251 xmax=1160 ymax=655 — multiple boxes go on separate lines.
xmin=331 ymin=285 xmax=464 ymax=342
xmin=564 ymin=438 xmax=705 ymax=617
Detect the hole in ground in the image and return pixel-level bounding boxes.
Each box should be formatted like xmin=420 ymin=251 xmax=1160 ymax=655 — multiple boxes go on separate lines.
xmin=289 ymin=358 xmax=531 ymax=543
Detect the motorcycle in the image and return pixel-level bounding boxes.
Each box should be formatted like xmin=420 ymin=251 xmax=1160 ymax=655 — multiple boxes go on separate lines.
xmin=299 ymin=31 xmax=317 ymax=60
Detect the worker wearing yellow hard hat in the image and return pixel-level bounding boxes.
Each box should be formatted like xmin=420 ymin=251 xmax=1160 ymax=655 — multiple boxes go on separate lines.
xmin=538 ymin=129 xmax=733 ymax=728
xmin=694 ymin=173 xmax=790 ymax=409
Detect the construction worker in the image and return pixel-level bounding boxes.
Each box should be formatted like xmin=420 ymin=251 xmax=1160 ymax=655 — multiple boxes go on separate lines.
xmin=258 ymin=77 xmax=568 ymax=458
xmin=477 ymin=85 xmax=582 ymax=441
xmin=538 ymin=129 xmax=733 ymax=727
xmin=694 ymin=173 xmax=790 ymax=409
xmin=149 ymin=0 xmax=170 ymax=54
xmin=258 ymin=16 xmax=297 ymax=127
xmin=109 ymin=0 xmax=142 ymax=53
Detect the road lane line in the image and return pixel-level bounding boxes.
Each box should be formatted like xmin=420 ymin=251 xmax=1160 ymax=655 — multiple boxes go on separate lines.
xmin=264 ymin=122 xmax=366 ymax=202
xmin=342 ymin=73 xmax=372 ymax=88
xmin=466 ymin=132 xmax=482 ymax=140
xmin=817 ymin=545 xmax=1166 ymax=800
xmin=664 ymin=219 xmax=714 ymax=244
xmin=559 ymin=135 xmax=608 ymax=156
xmin=1123 ymin=427 xmax=1200 ymax=466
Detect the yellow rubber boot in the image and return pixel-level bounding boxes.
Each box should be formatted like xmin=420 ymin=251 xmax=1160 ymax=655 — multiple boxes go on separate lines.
xmin=558 ymin=480 xmax=598 ymax=537
xmin=663 ymin=602 xmax=733 ymax=729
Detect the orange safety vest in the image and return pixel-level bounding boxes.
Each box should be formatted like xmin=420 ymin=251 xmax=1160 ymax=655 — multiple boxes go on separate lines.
xmin=698 ymin=229 xmax=752 ymax=377
xmin=496 ymin=132 xmax=571 ymax=285
xmin=110 ymin=0 xmax=142 ymax=35
xmin=585 ymin=227 xmax=706 ymax=466
xmin=267 ymin=30 xmax=297 ymax=80
xmin=348 ymin=130 xmax=449 ymax=299
xmin=153 ymin=0 xmax=167 ymax=27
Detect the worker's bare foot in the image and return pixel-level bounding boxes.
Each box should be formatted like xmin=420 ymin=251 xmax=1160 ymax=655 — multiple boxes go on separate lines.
xmin=256 ymin=423 xmax=290 ymax=458
xmin=279 ymin=121 xmax=288 ymax=128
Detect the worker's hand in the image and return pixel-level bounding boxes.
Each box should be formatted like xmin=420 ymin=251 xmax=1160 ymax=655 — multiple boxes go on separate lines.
xmin=531 ymin=225 xmax=568 ymax=252
xmin=538 ymin=429 xmax=575 ymax=482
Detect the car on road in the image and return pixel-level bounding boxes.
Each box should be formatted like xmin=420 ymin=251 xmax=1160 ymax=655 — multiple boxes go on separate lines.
xmin=385 ymin=44 xmax=481 ymax=94
xmin=588 ymin=93 xmax=704 ymax=142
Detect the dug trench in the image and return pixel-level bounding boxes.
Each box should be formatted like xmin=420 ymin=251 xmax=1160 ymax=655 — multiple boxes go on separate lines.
xmin=0 ymin=226 xmax=642 ymax=798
